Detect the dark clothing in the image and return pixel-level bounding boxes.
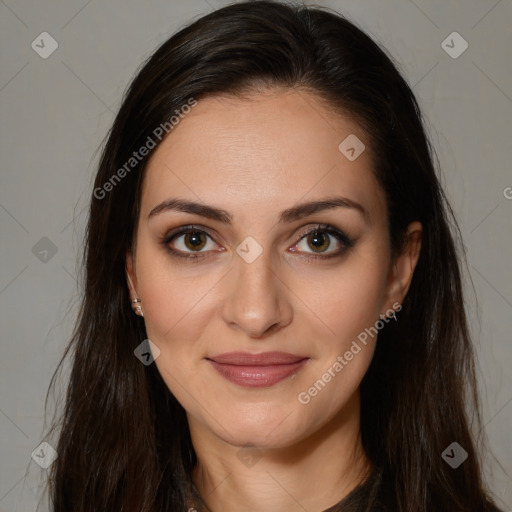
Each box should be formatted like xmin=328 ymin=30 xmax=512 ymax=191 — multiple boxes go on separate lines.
xmin=188 ymin=465 xmax=502 ymax=512
xmin=322 ymin=466 xmax=388 ymax=512
xmin=188 ymin=466 xmax=390 ymax=512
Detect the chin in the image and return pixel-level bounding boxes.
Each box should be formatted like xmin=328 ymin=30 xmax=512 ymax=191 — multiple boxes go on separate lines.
xmin=212 ymin=406 xmax=309 ymax=449
xmin=223 ymin=428 xmax=301 ymax=451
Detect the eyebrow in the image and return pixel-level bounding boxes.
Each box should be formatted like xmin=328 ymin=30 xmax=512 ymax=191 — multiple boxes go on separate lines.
xmin=148 ymin=196 xmax=368 ymax=224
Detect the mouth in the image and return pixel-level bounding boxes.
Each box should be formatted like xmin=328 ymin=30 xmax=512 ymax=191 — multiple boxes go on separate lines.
xmin=206 ymin=351 xmax=310 ymax=388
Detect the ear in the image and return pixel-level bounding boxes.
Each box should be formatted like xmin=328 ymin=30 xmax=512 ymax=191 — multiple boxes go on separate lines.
xmin=382 ymin=221 xmax=422 ymax=311
xmin=125 ymin=249 xmax=139 ymax=300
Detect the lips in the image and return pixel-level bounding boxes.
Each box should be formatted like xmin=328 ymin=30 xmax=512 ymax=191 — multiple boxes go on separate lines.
xmin=207 ymin=351 xmax=309 ymax=388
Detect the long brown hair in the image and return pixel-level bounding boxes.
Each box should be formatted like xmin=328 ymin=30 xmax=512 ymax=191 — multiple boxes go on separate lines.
xmin=43 ymin=1 xmax=502 ymax=510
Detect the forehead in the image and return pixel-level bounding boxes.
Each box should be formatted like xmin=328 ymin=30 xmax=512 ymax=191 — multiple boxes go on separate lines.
xmin=140 ymin=89 xmax=385 ymax=223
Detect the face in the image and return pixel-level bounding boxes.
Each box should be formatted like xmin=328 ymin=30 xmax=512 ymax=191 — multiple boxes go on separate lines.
xmin=127 ymin=88 xmax=421 ymax=450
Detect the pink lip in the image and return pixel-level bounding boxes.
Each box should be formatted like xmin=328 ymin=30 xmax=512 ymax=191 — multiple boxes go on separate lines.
xmin=207 ymin=351 xmax=309 ymax=388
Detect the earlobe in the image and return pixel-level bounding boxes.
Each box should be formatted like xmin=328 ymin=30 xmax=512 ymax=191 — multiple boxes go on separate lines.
xmin=126 ymin=250 xmax=144 ymax=317
xmin=384 ymin=221 xmax=422 ymax=308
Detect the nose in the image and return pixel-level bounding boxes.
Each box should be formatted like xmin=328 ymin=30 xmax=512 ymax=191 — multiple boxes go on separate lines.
xmin=221 ymin=249 xmax=293 ymax=339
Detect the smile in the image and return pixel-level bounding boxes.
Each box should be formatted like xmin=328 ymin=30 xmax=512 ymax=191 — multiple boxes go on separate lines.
xmin=206 ymin=351 xmax=310 ymax=388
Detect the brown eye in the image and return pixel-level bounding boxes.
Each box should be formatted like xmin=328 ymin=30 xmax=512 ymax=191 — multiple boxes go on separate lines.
xmin=182 ymin=231 xmax=207 ymax=251
xmin=164 ymin=227 xmax=220 ymax=258
xmin=306 ymin=231 xmax=331 ymax=253
xmin=290 ymin=224 xmax=355 ymax=260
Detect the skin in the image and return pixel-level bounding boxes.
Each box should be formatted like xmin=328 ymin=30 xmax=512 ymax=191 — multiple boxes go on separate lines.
xmin=126 ymin=88 xmax=422 ymax=512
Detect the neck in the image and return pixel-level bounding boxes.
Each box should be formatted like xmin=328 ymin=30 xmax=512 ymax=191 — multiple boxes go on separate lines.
xmin=188 ymin=391 xmax=371 ymax=512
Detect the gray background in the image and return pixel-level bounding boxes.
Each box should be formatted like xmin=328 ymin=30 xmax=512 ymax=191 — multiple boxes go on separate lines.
xmin=1 ymin=0 xmax=511 ymax=510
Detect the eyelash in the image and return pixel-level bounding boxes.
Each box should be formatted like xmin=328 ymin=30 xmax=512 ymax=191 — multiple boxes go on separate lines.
xmin=162 ymin=224 xmax=355 ymax=262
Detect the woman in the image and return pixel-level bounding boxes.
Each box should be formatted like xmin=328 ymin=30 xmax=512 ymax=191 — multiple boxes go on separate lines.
xmin=44 ymin=1 xmax=503 ymax=510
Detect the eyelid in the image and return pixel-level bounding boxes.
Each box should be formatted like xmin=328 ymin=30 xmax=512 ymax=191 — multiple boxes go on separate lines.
xmin=162 ymin=224 xmax=223 ymax=257
xmin=291 ymin=224 xmax=355 ymax=257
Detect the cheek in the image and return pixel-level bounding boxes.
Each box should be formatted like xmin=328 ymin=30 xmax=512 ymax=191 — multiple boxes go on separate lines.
xmin=295 ymin=254 xmax=389 ymax=350
xmin=135 ymin=247 xmax=223 ymax=408
xmin=288 ymin=249 xmax=388 ymax=409
xmin=136 ymin=244 xmax=220 ymax=340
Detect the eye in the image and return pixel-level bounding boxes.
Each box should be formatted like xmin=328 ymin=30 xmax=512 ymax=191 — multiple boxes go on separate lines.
xmin=289 ymin=224 xmax=355 ymax=259
xmin=163 ymin=225 xmax=222 ymax=259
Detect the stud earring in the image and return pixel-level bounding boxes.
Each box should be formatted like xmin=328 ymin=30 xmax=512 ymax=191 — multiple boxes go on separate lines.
xmin=127 ymin=273 xmax=144 ymax=317
xmin=131 ymin=298 xmax=144 ymax=317
xmin=380 ymin=310 xmax=398 ymax=322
